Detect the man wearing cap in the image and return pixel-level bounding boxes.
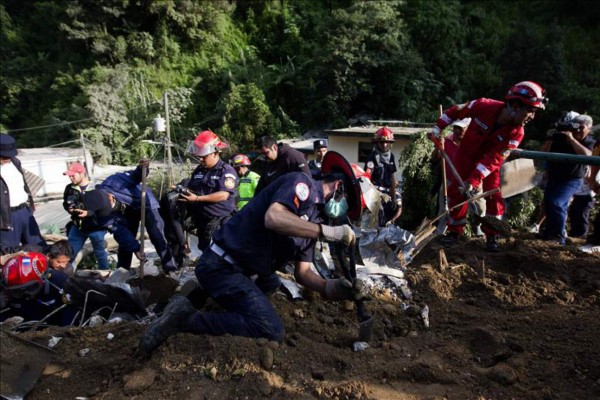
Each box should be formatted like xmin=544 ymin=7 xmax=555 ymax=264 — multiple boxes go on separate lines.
xmin=254 ymin=135 xmax=311 ymax=194
xmin=0 ymin=133 xmax=47 ymax=254
xmin=232 ymin=154 xmax=260 ymax=210
xmin=174 ymin=130 xmax=239 ymax=252
xmin=540 ymin=114 xmax=594 ymax=245
xmin=138 ymin=151 xmax=370 ymax=354
xmin=97 ymin=159 xmax=177 ymax=273
xmin=62 ymin=162 xmax=109 ymax=270
xmin=364 ymin=127 xmax=402 ymax=226
xmin=309 ymin=139 xmax=328 ymax=180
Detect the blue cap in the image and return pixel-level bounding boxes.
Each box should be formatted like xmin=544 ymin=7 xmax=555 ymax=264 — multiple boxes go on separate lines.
xmin=0 ymin=133 xmax=18 ymax=158
xmin=313 ymin=139 xmax=328 ymax=150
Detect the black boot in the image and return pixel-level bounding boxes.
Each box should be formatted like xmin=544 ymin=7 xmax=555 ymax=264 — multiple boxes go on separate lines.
xmin=138 ymin=295 xmax=195 ymax=354
xmin=486 ymin=235 xmax=500 ymax=252
xmin=439 ymin=232 xmax=460 ymax=246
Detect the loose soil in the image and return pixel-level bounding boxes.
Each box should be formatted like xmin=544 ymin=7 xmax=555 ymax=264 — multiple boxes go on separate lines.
xmin=12 ymin=232 xmax=600 ymax=399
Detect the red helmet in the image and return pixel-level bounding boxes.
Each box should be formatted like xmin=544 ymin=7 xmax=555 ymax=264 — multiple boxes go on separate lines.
xmin=232 ymin=154 xmax=251 ymax=167
xmin=373 ymin=127 xmax=395 ymax=142
xmin=188 ymin=130 xmax=228 ymax=157
xmin=1 ymin=252 xmax=49 ymax=299
xmin=505 ymin=81 xmax=548 ymax=109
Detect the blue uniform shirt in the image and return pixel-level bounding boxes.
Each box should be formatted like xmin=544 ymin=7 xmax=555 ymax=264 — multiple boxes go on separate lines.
xmin=364 ymin=151 xmax=397 ymax=190
xmin=187 ymin=159 xmax=238 ymax=218
xmin=213 ymin=172 xmax=324 ymax=276
xmin=98 ymin=166 xmax=160 ymax=210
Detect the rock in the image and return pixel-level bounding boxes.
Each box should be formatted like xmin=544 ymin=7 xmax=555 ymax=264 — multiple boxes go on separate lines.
xmin=293 ymin=309 xmax=305 ymax=318
xmin=260 ymin=347 xmax=274 ymax=370
xmin=487 ymin=365 xmax=518 ymax=385
xmin=2 ymin=316 xmax=24 ymax=328
xmin=256 ymin=338 xmax=268 ymax=346
xmin=266 ymin=340 xmax=279 ymax=350
xmin=43 ymin=363 xmax=67 ymax=376
xmin=123 ymin=368 xmax=157 ymax=394
xmin=78 ymin=348 xmax=90 ymax=357
xmin=286 ymin=338 xmax=298 ymax=347
xmin=88 ymin=315 xmax=103 ymax=327
xmin=382 ymin=304 xmax=397 ymax=315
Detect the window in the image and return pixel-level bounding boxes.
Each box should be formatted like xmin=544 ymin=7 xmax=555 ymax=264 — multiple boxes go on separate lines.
xmin=358 ymin=142 xmax=373 ymax=163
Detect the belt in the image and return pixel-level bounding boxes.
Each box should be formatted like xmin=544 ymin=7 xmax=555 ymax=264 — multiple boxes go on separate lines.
xmin=209 ymin=241 xmax=238 ymax=265
xmin=10 ymin=202 xmax=29 ymax=212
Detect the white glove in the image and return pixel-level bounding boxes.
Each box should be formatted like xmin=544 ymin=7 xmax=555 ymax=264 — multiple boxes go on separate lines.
xmin=324 ymin=278 xmax=370 ymax=301
xmin=320 ymin=224 xmax=355 ymax=246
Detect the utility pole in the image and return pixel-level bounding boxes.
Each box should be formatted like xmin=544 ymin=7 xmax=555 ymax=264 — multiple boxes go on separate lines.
xmin=80 ymin=131 xmax=91 ymax=178
xmin=163 ymin=92 xmax=174 ymax=187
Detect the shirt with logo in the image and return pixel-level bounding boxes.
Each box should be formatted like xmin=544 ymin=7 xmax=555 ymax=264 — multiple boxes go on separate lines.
xmin=187 ymin=159 xmax=238 ymax=218
xmin=213 ymin=172 xmax=324 ymax=276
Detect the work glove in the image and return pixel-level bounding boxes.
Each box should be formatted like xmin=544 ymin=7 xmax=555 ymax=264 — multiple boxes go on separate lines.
xmin=459 ymin=182 xmax=478 ymax=199
xmin=320 ymin=224 xmax=355 ymax=246
xmin=135 ymin=250 xmax=147 ymax=263
xmin=325 ymin=278 xmax=371 ymax=301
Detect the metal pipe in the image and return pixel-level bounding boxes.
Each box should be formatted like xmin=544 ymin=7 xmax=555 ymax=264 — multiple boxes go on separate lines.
xmin=511 ymin=149 xmax=600 ymax=166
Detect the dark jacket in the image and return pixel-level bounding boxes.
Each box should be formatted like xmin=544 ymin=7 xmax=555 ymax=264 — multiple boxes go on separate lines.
xmin=0 ymin=157 xmax=34 ymax=230
xmin=63 ymin=182 xmax=105 ymax=233
xmin=255 ymin=143 xmax=310 ymax=194
xmin=97 ymin=166 xmax=159 ymax=210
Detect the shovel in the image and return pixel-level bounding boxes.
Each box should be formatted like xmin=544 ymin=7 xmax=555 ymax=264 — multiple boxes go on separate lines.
xmin=429 ymin=135 xmax=518 ymax=236
xmin=334 ymin=243 xmax=374 ymax=342
xmin=1 ymin=329 xmax=54 ymax=400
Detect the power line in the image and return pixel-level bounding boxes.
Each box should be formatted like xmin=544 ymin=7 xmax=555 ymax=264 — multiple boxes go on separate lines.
xmin=5 ymin=118 xmax=95 ymax=133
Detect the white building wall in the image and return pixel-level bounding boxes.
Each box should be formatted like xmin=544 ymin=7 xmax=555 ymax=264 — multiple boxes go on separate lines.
xmin=327 ymin=135 xmax=413 ymax=181
xmin=19 ymin=149 xmax=94 ymax=197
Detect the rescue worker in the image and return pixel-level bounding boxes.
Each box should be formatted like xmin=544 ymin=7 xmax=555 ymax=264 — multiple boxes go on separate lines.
xmin=430 ymin=81 xmax=548 ymax=251
xmin=0 ymin=133 xmax=47 ymax=254
xmin=232 ymin=154 xmax=260 ymax=210
xmin=364 ymin=127 xmax=402 ymax=226
xmin=0 ymin=250 xmax=73 ymax=326
xmin=308 ymin=139 xmax=328 ymax=180
xmin=96 ymin=159 xmax=177 ymax=272
xmin=62 ymin=161 xmax=109 ymax=270
xmin=178 ymin=130 xmax=238 ymax=251
xmin=138 ymin=151 xmax=369 ymax=354
xmin=254 ymin=135 xmax=311 ymax=194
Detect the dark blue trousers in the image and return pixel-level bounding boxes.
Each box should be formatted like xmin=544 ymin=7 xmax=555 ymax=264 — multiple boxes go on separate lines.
xmin=183 ymin=249 xmax=285 ymax=342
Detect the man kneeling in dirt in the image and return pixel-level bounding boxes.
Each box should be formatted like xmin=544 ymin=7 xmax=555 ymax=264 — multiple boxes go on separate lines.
xmin=138 ymin=152 xmax=369 ymax=354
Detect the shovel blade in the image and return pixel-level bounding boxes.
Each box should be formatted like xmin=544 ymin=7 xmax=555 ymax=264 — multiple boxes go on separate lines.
xmin=358 ymin=315 xmax=375 ymax=342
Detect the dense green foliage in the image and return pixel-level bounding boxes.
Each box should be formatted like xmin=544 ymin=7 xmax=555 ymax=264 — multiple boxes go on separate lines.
xmin=1 ymin=0 xmax=599 ymax=164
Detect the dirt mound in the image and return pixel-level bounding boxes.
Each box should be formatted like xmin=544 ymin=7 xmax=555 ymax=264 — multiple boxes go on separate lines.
xmin=11 ymin=233 xmax=600 ymax=399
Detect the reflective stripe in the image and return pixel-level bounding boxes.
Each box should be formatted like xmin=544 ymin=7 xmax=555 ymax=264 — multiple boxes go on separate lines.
xmin=476 ymin=163 xmax=491 ymax=178
xmin=467 ymin=100 xmax=476 ymax=109
xmin=441 ymin=114 xmax=452 ymax=124
xmin=448 ymin=217 xmax=467 ymax=226
xmin=209 ymin=241 xmax=238 ymax=265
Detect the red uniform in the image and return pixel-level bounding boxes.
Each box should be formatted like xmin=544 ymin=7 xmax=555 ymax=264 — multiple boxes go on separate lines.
xmin=434 ymin=98 xmax=524 ymax=234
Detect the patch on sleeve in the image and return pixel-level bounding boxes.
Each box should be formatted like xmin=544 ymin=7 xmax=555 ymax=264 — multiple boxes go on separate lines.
xmin=224 ymin=173 xmax=237 ymax=180
xmin=295 ymin=182 xmax=310 ymax=201
xmin=366 ymin=161 xmax=374 ymax=170
xmin=224 ymin=177 xmax=236 ymax=189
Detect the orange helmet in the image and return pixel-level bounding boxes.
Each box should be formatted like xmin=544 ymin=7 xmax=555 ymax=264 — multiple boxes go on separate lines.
xmin=1 ymin=252 xmax=49 ymax=299
xmin=232 ymin=154 xmax=251 ymax=167
xmin=373 ymin=127 xmax=395 ymax=142
xmin=505 ymin=81 xmax=548 ymax=110
xmin=188 ymin=130 xmax=228 ymax=157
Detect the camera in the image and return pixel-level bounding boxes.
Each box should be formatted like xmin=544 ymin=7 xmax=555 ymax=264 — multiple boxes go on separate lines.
xmin=555 ymin=121 xmax=581 ymax=133
xmin=66 ymin=195 xmax=85 ymax=211
xmin=174 ymin=184 xmax=189 ymax=195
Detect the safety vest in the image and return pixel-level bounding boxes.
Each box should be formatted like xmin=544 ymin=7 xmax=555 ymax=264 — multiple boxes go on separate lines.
xmin=238 ymin=170 xmax=261 ymax=210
